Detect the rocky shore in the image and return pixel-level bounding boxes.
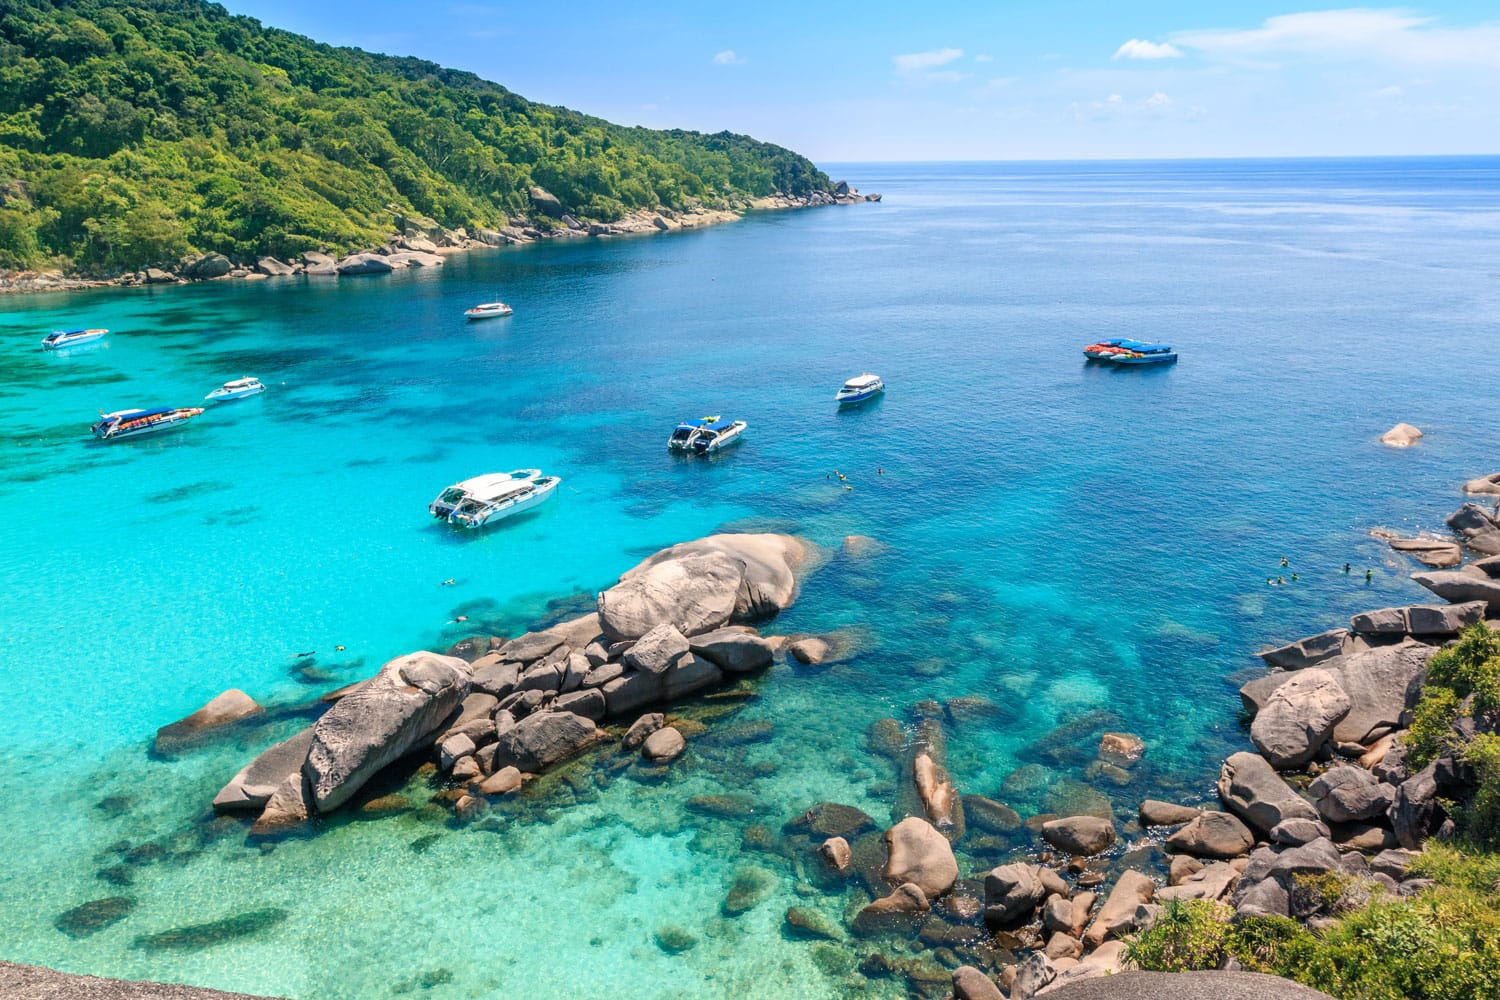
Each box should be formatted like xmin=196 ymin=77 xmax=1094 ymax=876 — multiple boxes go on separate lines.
xmin=98 ymin=469 xmax=1500 ymax=998
xmin=0 ymin=183 xmax=879 ymax=297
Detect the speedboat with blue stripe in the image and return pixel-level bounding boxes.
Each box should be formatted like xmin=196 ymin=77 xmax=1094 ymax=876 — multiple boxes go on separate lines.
xmin=92 ymin=406 xmax=203 ymax=440
xmin=835 ymin=373 xmax=885 ymax=404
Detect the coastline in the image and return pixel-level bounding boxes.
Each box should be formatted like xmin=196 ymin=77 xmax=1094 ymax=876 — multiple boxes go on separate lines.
xmin=0 ymin=187 xmax=879 ymax=299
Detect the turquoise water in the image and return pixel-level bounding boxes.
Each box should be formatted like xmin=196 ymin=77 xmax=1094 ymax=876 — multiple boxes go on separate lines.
xmin=2 ymin=157 xmax=1499 ymax=997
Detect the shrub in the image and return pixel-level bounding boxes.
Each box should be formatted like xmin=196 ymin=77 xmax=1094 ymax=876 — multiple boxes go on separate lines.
xmin=1123 ymin=899 xmax=1233 ymax=972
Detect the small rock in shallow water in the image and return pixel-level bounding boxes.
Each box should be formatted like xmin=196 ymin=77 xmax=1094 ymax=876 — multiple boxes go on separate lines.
xmin=722 ymin=866 xmax=777 ymax=916
xmin=55 ymin=896 xmax=135 ymax=938
xmin=786 ymin=905 xmax=844 ymax=941
xmin=654 ymin=925 xmax=698 ymax=953
xmin=786 ymin=802 xmax=876 ymax=839
xmin=687 ymin=794 xmax=758 ymax=819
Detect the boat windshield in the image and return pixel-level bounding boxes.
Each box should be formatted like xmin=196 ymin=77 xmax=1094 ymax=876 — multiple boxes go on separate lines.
xmin=670 ymin=427 xmax=696 ymax=442
xmin=438 ymin=487 xmax=468 ymax=504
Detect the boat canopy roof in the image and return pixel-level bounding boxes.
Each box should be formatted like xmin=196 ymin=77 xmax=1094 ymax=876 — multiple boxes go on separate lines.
xmin=104 ymin=407 xmax=174 ymax=421
xmin=699 ymin=417 xmax=736 ymax=432
xmin=842 ymin=373 xmax=882 ymax=389
xmin=1097 ymin=338 xmax=1172 ymax=352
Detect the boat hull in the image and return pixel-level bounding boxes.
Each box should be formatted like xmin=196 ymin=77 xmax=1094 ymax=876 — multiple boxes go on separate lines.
xmin=450 ymin=480 xmax=558 ymax=528
xmin=836 ymin=387 xmax=884 ymax=404
xmin=92 ymin=409 xmax=203 ymax=440
xmin=1110 ymin=353 xmax=1177 ymax=365
xmin=206 ymin=385 xmax=265 ymax=401
xmin=42 ymin=330 xmax=108 ymax=350
xmin=691 ymin=423 xmax=747 ymax=454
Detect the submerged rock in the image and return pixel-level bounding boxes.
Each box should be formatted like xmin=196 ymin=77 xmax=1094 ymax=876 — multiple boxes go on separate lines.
xmin=55 ymin=896 xmax=135 ymax=938
xmin=787 ymin=802 xmax=876 ymax=839
xmin=131 ymin=908 xmax=289 ymax=951
xmin=722 ymin=866 xmax=777 ymax=916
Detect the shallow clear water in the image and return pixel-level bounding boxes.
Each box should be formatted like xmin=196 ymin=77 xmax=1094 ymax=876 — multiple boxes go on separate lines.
xmin=1 ymin=158 xmax=1498 ymax=998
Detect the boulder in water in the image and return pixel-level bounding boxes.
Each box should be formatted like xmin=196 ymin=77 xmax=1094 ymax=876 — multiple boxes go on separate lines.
xmin=1379 ymin=423 xmax=1423 ymax=447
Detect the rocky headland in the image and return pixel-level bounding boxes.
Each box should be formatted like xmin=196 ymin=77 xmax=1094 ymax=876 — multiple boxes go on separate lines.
xmin=0 ymin=184 xmax=879 ymax=297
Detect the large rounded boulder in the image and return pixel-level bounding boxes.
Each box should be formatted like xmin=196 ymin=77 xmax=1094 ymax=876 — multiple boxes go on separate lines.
xmin=1249 ymin=668 xmax=1350 ymax=769
xmin=882 ymin=816 xmax=957 ymax=900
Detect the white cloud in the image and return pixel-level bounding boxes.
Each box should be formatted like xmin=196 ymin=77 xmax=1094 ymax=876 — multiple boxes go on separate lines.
xmin=712 ymin=49 xmax=746 ymax=65
xmin=1170 ymin=8 xmax=1500 ymax=67
xmin=975 ymin=54 xmax=994 ymax=63
xmin=1145 ymin=91 xmax=1174 ymax=106
xmin=894 ymin=48 xmax=964 ymax=73
xmin=1113 ymin=39 xmax=1184 ymax=60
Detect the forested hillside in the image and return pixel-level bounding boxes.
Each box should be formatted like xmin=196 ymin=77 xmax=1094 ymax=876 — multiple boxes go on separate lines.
xmin=0 ymin=0 xmax=830 ymax=273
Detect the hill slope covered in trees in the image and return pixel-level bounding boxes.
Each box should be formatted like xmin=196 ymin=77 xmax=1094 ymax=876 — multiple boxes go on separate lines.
xmin=0 ymin=0 xmax=831 ymax=274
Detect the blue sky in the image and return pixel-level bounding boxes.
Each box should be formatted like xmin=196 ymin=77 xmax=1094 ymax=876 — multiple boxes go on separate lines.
xmin=223 ymin=1 xmax=1500 ymax=161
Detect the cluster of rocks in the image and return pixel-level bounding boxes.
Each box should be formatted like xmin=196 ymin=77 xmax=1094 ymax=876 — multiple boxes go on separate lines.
xmin=1 ymin=184 xmax=879 ymax=296
xmin=208 ymin=534 xmax=811 ymax=833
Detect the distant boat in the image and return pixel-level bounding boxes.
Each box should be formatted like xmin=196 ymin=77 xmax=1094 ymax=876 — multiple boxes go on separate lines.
xmin=835 ymin=373 xmax=885 ymax=404
xmin=429 ymin=470 xmax=542 ymax=521
xmin=464 ymin=302 xmax=513 ymax=320
xmin=431 ymin=470 xmax=559 ymax=528
xmin=1083 ymin=339 xmax=1177 ymax=365
xmin=42 ymin=328 xmax=108 ymax=350
xmin=205 ymin=377 xmax=265 ymax=401
xmin=92 ymin=407 xmax=203 ymax=440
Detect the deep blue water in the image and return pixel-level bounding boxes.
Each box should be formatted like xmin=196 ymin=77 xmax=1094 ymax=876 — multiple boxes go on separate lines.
xmin=1 ymin=157 xmax=1498 ymax=997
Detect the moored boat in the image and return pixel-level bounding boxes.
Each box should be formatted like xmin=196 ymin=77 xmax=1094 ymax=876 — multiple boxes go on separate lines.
xmin=92 ymin=407 xmax=204 ymax=440
xmin=464 ymin=302 xmax=513 ymax=320
xmin=435 ymin=472 xmax=560 ymax=528
xmin=689 ymin=417 xmax=748 ymax=455
xmin=835 ymin=373 xmax=885 ymax=404
xmin=205 ymin=377 xmax=265 ymax=401
xmin=42 ymin=328 xmax=108 ymax=350
xmin=667 ymin=415 xmax=719 ymax=452
xmin=429 ymin=469 xmax=542 ymax=520
xmin=1083 ymin=339 xmax=1177 ymax=365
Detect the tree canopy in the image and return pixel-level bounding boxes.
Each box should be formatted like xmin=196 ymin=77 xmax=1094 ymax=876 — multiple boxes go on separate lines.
xmin=0 ymin=0 xmax=831 ymax=273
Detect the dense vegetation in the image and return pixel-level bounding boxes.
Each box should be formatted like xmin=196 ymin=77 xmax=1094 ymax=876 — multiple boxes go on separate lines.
xmin=0 ymin=0 xmax=830 ymax=273
xmin=1406 ymin=622 xmax=1500 ymax=847
xmin=1126 ymin=847 xmax=1500 ymax=999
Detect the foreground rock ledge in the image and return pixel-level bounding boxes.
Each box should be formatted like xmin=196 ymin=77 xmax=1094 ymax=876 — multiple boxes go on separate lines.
xmin=0 ymin=961 xmax=283 ymax=999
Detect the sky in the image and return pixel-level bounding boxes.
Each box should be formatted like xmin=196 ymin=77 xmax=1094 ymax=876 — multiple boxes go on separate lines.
xmin=221 ymin=1 xmax=1500 ymax=161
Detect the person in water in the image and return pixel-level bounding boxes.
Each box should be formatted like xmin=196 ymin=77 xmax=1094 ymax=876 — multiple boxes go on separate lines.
xmin=1365 ymin=569 xmax=1373 ymax=582
xmin=1280 ymin=557 xmax=1289 ymax=567
xmin=1343 ymin=563 xmax=1351 ymax=574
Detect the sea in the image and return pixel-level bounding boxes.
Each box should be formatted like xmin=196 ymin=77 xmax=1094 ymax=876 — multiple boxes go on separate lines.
xmin=1 ymin=158 xmax=1498 ymax=998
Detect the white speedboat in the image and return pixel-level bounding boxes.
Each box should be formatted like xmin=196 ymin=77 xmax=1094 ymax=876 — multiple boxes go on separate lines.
xmin=429 ymin=469 xmax=542 ymax=520
xmin=92 ymin=407 xmax=203 ymax=440
xmin=42 ymin=328 xmax=108 ymax=350
xmin=464 ymin=302 xmax=513 ymax=320
xmin=667 ymin=415 xmax=720 ymax=452
xmin=689 ymin=417 xmax=748 ymax=455
xmin=835 ymin=373 xmax=885 ymax=404
xmin=206 ymin=377 xmax=265 ymax=401
xmin=443 ymin=473 xmax=561 ymax=528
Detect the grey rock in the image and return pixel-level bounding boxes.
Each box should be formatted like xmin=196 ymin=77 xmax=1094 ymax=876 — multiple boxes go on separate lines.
xmin=1240 ymin=673 xmax=1292 ymax=716
xmin=183 ymin=252 xmax=233 ymax=279
xmin=515 ymin=661 xmax=562 ymax=693
xmin=952 ymin=965 xmax=1005 ymax=1000
xmin=1082 ymin=870 xmax=1155 ymax=947
xmin=1388 ymin=537 xmax=1464 ymax=568
xmin=1139 ymin=800 xmax=1201 ymax=827
xmin=1012 ymin=953 xmax=1056 ymax=1000
xmin=1309 ymin=766 xmax=1396 ymax=823
xmin=495 ymin=630 xmax=567 ymax=664
xmin=1391 ymin=761 xmax=1443 ymax=850
xmin=334 ymin=252 xmax=394 ymax=275
xmin=469 ymin=655 xmax=519 ymax=698
xmin=1250 ymin=668 xmax=1350 ymax=768
xmin=1463 ymin=473 xmax=1500 ymax=495
xmin=212 ymin=726 xmax=315 ymax=812
xmin=1257 ymin=629 xmax=1349 ymax=669
xmin=560 ymin=652 xmax=589 ymax=693
xmin=661 ymin=653 xmax=722 ymax=700
xmin=1165 ymin=811 xmax=1254 ymax=859
xmin=883 ymin=816 xmax=957 ymax=900
xmin=528 ymin=185 xmax=564 ymax=218
xmin=1035 ymin=970 xmax=1336 ymax=1000
xmin=438 ymin=732 xmax=475 ymax=771
xmin=601 ymin=671 xmax=664 ymax=716
xmin=1218 ymin=752 xmax=1319 ymax=836
xmin=1349 ymin=607 xmax=1408 ymax=634
xmin=623 ymin=623 xmax=690 ymax=675
xmin=304 ymin=652 xmax=470 ymax=812
xmin=491 ymin=711 xmax=598 ymax=771
xmin=983 ymin=862 xmax=1045 ymax=925
xmin=1041 ymin=816 xmax=1116 ymax=856
xmin=552 ymin=688 xmax=606 ymax=721
xmin=622 ymin=713 xmax=665 ymax=750
xmin=642 ymin=726 xmax=685 ymax=762
xmin=254 ymin=256 xmax=294 ymax=276
xmin=1413 ymin=570 xmax=1500 ymax=610
xmin=1327 ymin=642 xmax=1434 ymax=743
xmin=1369 ymin=848 xmax=1419 ymax=880
xmin=581 ymin=661 xmax=623 ymax=688
xmin=156 ymin=689 xmax=262 ymax=751
xmin=1407 ymin=601 xmax=1488 ymax=634
xmin=1156 ymin=862 xmax=1240 ymax=902
xmin=1269 ymin=817 xmax=1332 ymax=846
xmin=689 ymin=627 xmax=774 ymax=673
